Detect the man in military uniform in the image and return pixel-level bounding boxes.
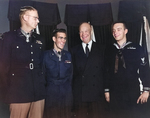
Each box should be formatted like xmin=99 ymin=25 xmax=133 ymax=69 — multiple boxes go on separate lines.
xmin=0 ymin=6 xmax=46 ymax=118
xmin=43 ymin=29 xmax=73 ymax=118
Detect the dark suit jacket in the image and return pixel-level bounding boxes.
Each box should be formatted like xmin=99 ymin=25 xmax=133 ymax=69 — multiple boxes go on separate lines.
xmin=71 ymin=42 xmax=105 ymax=103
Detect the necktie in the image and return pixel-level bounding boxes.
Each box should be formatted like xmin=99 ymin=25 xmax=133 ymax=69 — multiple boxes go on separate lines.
xmin=58 ymin=51 xmax=61 ymax=55
xmin=85 ymin=44 xmax=89 ymax=57
xmin=114 ymin=49 xmax=126 ymax=73
xmin=26 ymin=33 xmax=30 ymax=42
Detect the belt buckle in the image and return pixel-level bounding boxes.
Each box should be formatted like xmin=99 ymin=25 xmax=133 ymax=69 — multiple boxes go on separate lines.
xmin=29 ymin=63 xmax=34 ymax=70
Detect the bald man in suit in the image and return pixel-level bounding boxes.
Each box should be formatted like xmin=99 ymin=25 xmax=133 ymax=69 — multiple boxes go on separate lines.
xmin=71 ymin=22 xmax=107 ymax=118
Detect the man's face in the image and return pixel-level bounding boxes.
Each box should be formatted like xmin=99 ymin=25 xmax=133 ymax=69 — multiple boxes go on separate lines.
xmin=53 ymin=32 xmax=67 ymax=51
xmin=79 ymin=23 xmax=92 ymax=44
xmin=112 ymin=23 xmax=128 ymax=42
xmin=24 ymin=10 xmax=39 ymax=30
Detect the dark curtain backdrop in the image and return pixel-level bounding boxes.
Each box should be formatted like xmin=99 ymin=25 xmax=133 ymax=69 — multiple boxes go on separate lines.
xmin=144 ymin=1 xmax=150 ymax=24
xmin=39 ymin=24 xmax=56 ymax=50
xmin=93 ymin=25 xmax=113 ymax=45
xmin=67 ymin=26 xmax=82 ymax=50
xmin=8 ymin=0 xmax=61 ymax=50
xmin=64 ymin=4 xmax=89 ymax=50
xmin=89 ymin=3 xmax=114 ymax=45
xmin=64 ymin=3 xmax=113 ymax=51
xmin=118 ymin=1 xmax=144 ymax=44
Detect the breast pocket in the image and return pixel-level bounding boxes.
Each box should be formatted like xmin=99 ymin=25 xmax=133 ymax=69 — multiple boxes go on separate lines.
xmin=33 ymin=43 xmax=43 ymax=58
xmin=63 ymin=61 xmax=72 ymax=73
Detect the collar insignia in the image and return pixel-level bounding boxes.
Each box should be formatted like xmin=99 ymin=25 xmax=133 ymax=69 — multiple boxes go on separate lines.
xmin=141 ymin=57 xmax=145 ymax=64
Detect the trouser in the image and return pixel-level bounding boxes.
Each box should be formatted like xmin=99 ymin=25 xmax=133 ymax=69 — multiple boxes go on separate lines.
xmin=72 ymin=101 xmax=108 ymax=118
xmin=110 ymin=91 xmax=141 ymax=118
xmin=10 ymin=99 xmax=45 ymax=118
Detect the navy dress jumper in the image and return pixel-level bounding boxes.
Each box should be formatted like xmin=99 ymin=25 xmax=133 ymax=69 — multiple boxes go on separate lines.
xmin=104 ymin=42 xmax=150 ymax=118
xmin=43 ymin=49 xmax=73 ymax=118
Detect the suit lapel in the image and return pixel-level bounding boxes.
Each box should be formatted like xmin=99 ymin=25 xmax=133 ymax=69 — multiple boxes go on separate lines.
xmin=83 ymin=42 xmax=97 ymax=74
xmin=74 ymin=44 xmax=87 ymax=74
xmin=79 ymin=44 xmax=87 ymax=57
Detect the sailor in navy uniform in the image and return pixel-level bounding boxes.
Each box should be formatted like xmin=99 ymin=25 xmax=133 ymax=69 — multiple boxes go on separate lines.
xmin=104 ymin=21 xmax=150 ymax=118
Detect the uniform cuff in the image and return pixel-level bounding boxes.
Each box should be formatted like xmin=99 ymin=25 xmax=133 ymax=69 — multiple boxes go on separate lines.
xmin=104 ymin=89 xmax=109 ymax=92
xmin=143 ymin=87 xmax=150 ymax=91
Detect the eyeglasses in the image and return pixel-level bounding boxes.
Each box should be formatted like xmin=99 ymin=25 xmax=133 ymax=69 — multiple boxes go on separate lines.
xmin=57 ymin=36 xmax=67 ymax=40
xmin=26 ymin=15 xmax=39 ymax=21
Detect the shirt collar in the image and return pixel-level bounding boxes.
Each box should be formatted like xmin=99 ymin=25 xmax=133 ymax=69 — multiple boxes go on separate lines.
xmin=20 ymin=28 xmax=32 ymax=38
xmin=82 ymin=40 xmax=93 ymax=53
xmin=53 ymin=48 xmax=62 ymax=61
xmin=114 ymin=41 xmax=132 ymax=49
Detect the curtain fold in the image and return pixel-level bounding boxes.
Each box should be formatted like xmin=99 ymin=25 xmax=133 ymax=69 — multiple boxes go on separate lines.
xmin=118 ymin=1 xmax=145 ymax=44
xmin=125 ymin=22 xmax=142 ymax=43
xmin=144 ymin=1 xmax=150 ymax=24
xmin=118 ymin=1 xmax=144 ymax=23
xmin=67 ymin=26 xmax=81 ymax=51
xmin=8 ymin=1 xmax=32 ymax=31
xmin=33 ymin=2 xmax=61 ymax=25
xmin=144 ymin=1 xmax=150 ymax=66
xmin=39 ymin=24 xmax=56 ymax=50
xmin=64 ymin=3 xmax=113 ymax=49
xmin=8 ymin=1 xmax=32 ymax=23
xmin=89 ymin=3 xmax=113 ymax=26
xmin=8 ymin=0 xmax=61 ymax=50
xmin=64 ymin=4 xmax=89 ymax=27
xmin=118 ymin=1 xmax=149 ymax=67
xmin=93 ymin=25 xmax=114 ymax=45
xmin=64 ymin=4 xmax=89 ymax=50
xmin=143 ymin=17 xmax=150 ymax=66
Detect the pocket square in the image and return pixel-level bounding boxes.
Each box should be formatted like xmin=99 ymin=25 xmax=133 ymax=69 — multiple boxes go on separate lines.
xmin=36 ymin=40 xmax=42 ymax=44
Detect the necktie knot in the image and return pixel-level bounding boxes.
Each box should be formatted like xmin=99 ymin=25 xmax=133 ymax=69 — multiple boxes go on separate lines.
xmin=86 ymin=44 xmax=89 ymax=57
xmin=58 ymin=51 xmax=61 ymax=55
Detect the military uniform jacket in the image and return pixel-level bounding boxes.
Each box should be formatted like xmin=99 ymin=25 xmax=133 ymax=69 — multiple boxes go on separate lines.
xmin=71 ymin=42 xmax=105 ymax=102
xmin=104 ymin=42 xmax=150 ymax=98
xmin=0 ymin=29 xmax=46 ymax=103
xmin=43 ymin=49 xmax=73 ymax=107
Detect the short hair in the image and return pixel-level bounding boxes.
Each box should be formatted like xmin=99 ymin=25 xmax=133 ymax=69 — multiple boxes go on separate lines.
xmin=52 ymin=29 xmax=67 ymax=37
xmin=111 ymin=21 xmax=127 ymax=31
xmin=19 ymin=6 xmax=37 ymax=20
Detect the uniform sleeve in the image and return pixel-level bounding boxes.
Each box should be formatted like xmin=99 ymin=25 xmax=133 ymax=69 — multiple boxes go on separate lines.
xmin=103 ymin=46 xmax=111 ymax=93
xmin=1 ymin=32 xmax=13 ymax=81
xmin=139 ymin=46 xmax=150 ymax=91
xmin=41 ymin=51 xmax=48 ymax=85
xmin=0 ymin=32 xmax=13 ymax=99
